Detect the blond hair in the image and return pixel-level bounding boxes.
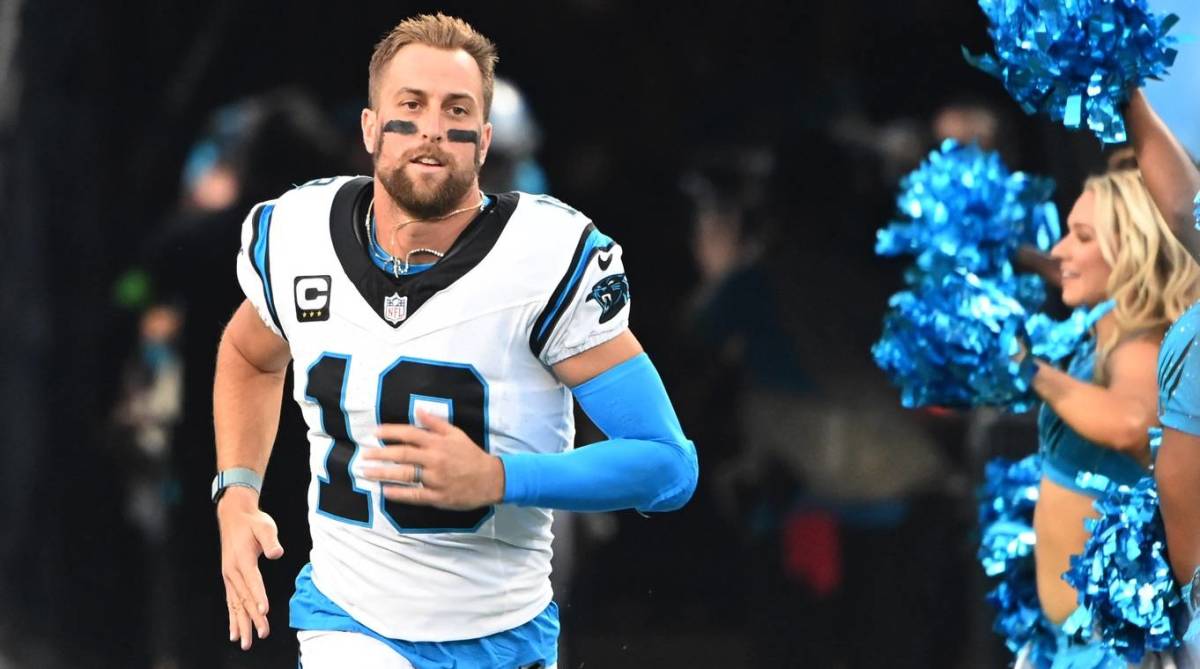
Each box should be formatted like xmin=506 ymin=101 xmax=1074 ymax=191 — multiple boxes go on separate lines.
xmin=1090 ymin=169 xmax=1200 ymax=382
xmin=368 ymin=14 xmax=499 ymax=116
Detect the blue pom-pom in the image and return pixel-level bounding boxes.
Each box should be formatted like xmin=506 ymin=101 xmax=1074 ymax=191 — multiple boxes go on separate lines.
xmin=1027 ymin=300 xmax=1116 ymax=363
xmin=873 ymin=271 xmax=1039 ymax=410
xmin=873 ymin=273 xmax=1105 ymax=411
xmin=1062 ymin=476 xmax=1187 ymax=662
xmin=966 ymin=0 xmax=1179 ymax=144
xmin=978 ymin=455 xmax=1059 ymax=666
xmin=985 ymin=580 xmax=1060 ymax=668
xmin=877 ymin=139 xmax=1060 ymax=295
xmin=1025 ymin=309 xmax=1095 ymax=363
xmin=979 ymin=455 xmax=1042 ymax=576
xmin=873 ymin=140 xmax=1073 ymax=410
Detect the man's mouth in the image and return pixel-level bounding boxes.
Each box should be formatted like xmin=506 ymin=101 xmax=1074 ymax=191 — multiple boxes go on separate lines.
xmin=410 ymin=155 xmax=445 ymax=167
xmin=1061 ymin=270 xmax=1080 ymax=281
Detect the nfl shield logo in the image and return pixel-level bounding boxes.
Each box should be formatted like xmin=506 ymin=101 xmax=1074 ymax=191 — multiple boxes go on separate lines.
xmin=383 ymin=293 xmax=408 ymax=324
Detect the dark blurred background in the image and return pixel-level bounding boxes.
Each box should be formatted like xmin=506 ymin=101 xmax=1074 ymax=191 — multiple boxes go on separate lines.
xmin=1 ymin=1 xmax=1197 ymax=667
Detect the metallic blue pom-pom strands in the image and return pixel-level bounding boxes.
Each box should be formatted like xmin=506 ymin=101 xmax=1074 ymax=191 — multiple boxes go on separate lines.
xmin=978 ymin=455 xmax=1059 ymax=667
xmin=873 ymin=270 xmax=1040 ymax=410
xmin=877 ymin=139 xmax=1059 ymax=295
xmin=871 ymin=271 xmax=1104 ymax=412
xmin=979 ymin=456 xmax=1041 ymax=578
xmin=966 ymin=0 xmax=1179 ymax=144
xmin=873 ymin=141 xmax=1072 ymax=411
xmin=1062 ymin=476 xmax=1187 ymax=662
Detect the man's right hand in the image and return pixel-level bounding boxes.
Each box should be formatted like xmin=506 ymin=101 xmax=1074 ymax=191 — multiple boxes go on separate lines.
xmin=217 ymin=485 xmax=284 ymax=650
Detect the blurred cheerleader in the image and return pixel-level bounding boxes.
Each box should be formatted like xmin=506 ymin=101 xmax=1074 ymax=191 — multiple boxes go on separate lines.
xmin=1019 ymin=138 xmax=1200 ymax=667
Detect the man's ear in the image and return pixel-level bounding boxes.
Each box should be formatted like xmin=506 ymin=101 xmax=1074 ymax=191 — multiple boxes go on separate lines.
xmin=361 ymin=107 xmax=378 ymax=156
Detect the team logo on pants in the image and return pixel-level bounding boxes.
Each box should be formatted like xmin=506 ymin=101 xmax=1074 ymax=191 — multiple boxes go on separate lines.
xmin=384 ymin=293 xmax=408 ymax=325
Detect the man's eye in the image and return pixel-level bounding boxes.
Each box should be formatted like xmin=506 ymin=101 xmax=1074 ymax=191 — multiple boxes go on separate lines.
xmin=450 ymin=106 xmax=468 ymax=116
xmin=401 ymin=101 xmax=420 ymax=111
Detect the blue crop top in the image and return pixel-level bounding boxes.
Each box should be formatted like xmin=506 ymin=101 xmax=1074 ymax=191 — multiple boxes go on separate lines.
xmin=1159 ymin=301 xmax=1200 ymax=437
xmin=1037 ymin=333 xmax=1148 ymax=496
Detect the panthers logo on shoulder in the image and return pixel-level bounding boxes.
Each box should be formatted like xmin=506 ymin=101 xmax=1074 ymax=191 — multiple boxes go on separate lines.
xmin=586 ymin=274 xmax=630 ymax=324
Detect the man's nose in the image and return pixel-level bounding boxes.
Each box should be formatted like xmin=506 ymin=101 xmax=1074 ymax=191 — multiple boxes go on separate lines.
xmin=419 ymin=110 xmax=444 ymax=142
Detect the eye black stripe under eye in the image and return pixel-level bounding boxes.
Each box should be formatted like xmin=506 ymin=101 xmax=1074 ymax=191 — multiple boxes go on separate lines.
xmin=382 ymin=120 xmax=418 ymax=135
xmin=447 ymin=129 xmax=479 ymax=144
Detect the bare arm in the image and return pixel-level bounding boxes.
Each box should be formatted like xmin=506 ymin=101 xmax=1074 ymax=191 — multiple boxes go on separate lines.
xmin=1015 ymin=245 xmax=1061 ymax=289
xmin=214 ymin=299 xmax=292 ymax=474
xmin=1156 ymin=428 xmax=1200 ymax=586
xmin=1126 ymin=89 xmax=1200 ymax=256
xmin=1032 ymin=337 xmax=1159 ymax=458
xmin=213 ymin=299 xmax=291 ymax=651
xmin=551 ymin=329 xmax=644 ymax=387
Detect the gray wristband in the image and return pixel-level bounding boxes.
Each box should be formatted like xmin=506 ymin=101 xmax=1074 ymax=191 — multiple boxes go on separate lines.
xmin=211 ymin=468 xmax=263 ymax=503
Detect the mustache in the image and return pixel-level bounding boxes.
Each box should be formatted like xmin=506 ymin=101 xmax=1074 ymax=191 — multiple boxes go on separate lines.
xmin=402 ymin=144 xmax=454 ymax=165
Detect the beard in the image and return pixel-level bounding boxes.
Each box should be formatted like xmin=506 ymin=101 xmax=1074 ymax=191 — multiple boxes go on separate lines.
xmin=376 ymin=136 xmax=481 ymax=219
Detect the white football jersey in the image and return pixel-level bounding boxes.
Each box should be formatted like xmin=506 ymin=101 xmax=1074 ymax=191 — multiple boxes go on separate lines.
xmin=235 ymin=176 xmax=630 ymax=641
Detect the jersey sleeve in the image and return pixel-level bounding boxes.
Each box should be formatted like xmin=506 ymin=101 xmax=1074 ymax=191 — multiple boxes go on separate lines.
xmin=1158 ymin=308 xmax=1200 ymax=436
xmin=235 ymin=200 xmax=286 ymax=338
xmin=530 ymin=223 xmax=631 ymax=366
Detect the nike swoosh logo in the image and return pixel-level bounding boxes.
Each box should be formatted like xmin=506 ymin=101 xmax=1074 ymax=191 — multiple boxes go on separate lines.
xmin=597 ymin=253 xmax=612 ymax=270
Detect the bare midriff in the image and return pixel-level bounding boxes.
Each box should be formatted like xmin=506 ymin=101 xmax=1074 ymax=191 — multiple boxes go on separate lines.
xmin=1033 ymin=475 xmax=1099 ymax=624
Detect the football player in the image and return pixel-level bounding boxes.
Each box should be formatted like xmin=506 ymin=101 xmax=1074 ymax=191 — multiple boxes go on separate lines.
xmin=212 ymin=13 xmax=697 ymax=669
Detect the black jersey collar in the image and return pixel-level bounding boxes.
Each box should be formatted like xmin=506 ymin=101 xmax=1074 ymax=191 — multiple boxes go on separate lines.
xmin=329 ymin=177 xmax=517 ymax=329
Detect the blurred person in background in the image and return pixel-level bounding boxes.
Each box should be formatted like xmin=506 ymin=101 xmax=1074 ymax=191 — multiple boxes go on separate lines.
xmin=933 ymin=99 xmax=1002 ymax=152
xmin=108 ymin=305 xmax=185 ymax=669
xmin=832 ymin=96 xmax=1015 ymax=195
xmin=212 ymin=14 xmax=696 ymax=668
xmin=478 ymin=77 xmax=547 ymax=195
xmin=1016 ymin=120 xmax=1200 ymax=665
xmin=683 ymin=137 xmax=955 ymax=667
xmin=114 ymin=88 xmax=350 ymax=669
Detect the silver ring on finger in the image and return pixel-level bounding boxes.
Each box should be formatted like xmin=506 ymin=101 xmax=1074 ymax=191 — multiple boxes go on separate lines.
xmin=412 ymin=463 xmax=423 ymax=486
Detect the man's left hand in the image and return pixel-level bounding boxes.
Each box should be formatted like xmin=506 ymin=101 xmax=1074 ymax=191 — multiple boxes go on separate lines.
xmin=361 ymin=409 xmax=505 ymax=509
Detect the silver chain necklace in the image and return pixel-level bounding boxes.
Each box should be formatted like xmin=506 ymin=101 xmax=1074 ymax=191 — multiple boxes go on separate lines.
xmin=365 ymin=193 xmax=485 ymax=277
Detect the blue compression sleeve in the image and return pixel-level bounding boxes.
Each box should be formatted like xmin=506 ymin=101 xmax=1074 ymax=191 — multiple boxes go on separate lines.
xmin=499 ymin=353 xmax=698 ymax=513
